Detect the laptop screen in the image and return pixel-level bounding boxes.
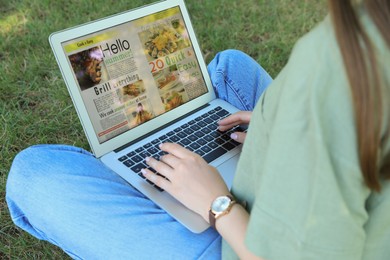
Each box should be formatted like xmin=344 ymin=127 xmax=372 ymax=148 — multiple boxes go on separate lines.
xmin=61 ymin=6 xmax=208 ymax=144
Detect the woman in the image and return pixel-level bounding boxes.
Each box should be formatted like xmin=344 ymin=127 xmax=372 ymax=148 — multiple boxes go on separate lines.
xmin=6 ymin=0 xmax=389 ymax=259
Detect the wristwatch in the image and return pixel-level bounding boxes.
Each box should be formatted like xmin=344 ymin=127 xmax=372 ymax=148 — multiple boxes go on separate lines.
xmin=209 ymin=195 xmax=236 ymax=229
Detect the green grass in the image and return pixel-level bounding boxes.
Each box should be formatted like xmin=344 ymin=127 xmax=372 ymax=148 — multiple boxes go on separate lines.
xmin=0 ymin=0 xmax=327 ymax=258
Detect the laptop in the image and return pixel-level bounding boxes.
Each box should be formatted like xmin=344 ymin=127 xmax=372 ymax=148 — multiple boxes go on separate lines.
xmin=49 ymin=0 xmax=243 ymax=233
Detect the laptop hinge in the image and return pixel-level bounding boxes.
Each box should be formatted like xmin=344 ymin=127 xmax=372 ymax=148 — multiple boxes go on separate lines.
xmin=114 ymin=103 xmax=210 ymax=153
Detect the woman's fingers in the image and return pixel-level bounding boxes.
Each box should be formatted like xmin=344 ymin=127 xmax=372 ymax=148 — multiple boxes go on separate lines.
xmin=159 ymin=153 xmax=181 ymax=168
xmin=218 ymin=111 xmax=251 ymax=131
xmin=144 ymin=156 xmax=173 ymax=179
xmin=159 ymin=143 xmax=196 ymax=159
xmin=141 ymin=168 xmax=171 ymax=190
xmin=230 ymin=131 xmax=247 ymax=144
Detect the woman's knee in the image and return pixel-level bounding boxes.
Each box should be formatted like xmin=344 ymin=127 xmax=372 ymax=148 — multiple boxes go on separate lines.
xmin=7 ymin=145 xmax=45 ymax=191
xmin=208 ymin=49 xmax=252 ymax=73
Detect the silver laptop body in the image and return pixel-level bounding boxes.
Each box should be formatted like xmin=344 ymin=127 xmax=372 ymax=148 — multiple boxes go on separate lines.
xmin=49 ymin=0 xmax=242 ymax=233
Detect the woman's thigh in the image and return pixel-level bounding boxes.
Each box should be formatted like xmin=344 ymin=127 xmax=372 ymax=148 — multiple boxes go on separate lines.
xmin=6 ymin=145 xmax=220 ymax=259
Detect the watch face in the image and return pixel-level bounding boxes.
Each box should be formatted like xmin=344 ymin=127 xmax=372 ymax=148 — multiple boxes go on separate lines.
xmin=211 ymin=196 xmax=231 ymax=213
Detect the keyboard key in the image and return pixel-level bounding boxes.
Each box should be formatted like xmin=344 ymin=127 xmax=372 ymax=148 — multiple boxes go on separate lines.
xmin=135 ymin=147 xmax=144 ymax=153
xmin=131 ymin=155 xmax=143 ymax=163
xmin=184 ymin=128 xmax=194 ymax=135
xmin=166 ymin=131 xmax=175 ymax=136
xmin=126 ymin=151 xmax=136 ymax=157
xmin=179 ymin=138 xmax=191 ymax=146
xmin=216 ymin=109 xmax=229 ymax=117
xmin=203 ymin=147 xmax=227 ymax=163
xmin=143 ymin=143 xmax=152 ymax=149
xmin=147 ymin=147 xmax=159 ymax=154
xmin=215 ymin=138 xmax=225 ymax=145
xmin=229 ymin=139 xmax=240 ymax=146
xmin=190 ymin=125 xmax=200 ymax=131
xmin=234 ymin=126 xmax=247 ymax=132
xmin=123 ymin=159 xmax=135 ymax=167
xmin=201 ymin=146 xmax=212 ymax=153
xmin=221 ymin=134 xmax=231 ymax=141
xmin=169 ymin=135 xmax=180 ymax=142
xmin=201 ymin=127 xmax=212 ymax=134
xmin=159 ymin=135 xmax=168 ymax=141
xmin=196 ymin=139 xmax=207 ymax=146
xmin=207 ymin=124 xmax=218 ymax=131
xmin=204 ymin=135 xmax=213 ymax=142
xmin=188 ymin=135 xmax=198 ymax=142
xmin=195 ymin=149 xmax=205 ymax=156
xmin=204 ymin=118 xmax=213 ymax=124
xmin=177 ymin=132 xmax=187 ymax=138
xmin=223 ymin=142 xmax=236 ymax=151
xmin=158 ymin=151 xmax=169 ymax=157
xmin=194 ymin=131 xmax=204 ymax=138
xmin=151 ymin=139 xmax=160 ymax=145
xmin=131 ymin=163 xmax=147 ymax=173
xmin=210 ymin=114 xmax=220 ymax=120
xmin=207 ymin=141 xmax=219 ymax=149
xmin=140 ymin=151 xmax=151 ymax=158
xmin=210 ymin=131 xmax=221 ymax=138
xmin=118 ymin=155 xmax=127 ymax=162
xmin=196 ymin=121 xmax=207 ymax=128
xmin=189 ymin=143 xmax=201 ymax=150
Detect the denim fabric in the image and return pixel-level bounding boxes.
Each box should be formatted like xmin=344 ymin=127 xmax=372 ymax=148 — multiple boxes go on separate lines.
xmin=208 ymin=49 xmax=272 ymax=111
xmin=6 ymin=50 xmax=272 ymax=259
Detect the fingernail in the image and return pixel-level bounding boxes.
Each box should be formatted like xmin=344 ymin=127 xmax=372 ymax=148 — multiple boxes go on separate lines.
xmin=159 ymin=143 xmax=163 ymax=149
xmin=230 ymin=133 xmax=238 ymax=140
xmin=141 ymin=169 xmax=147 ymax=175
xmin=145 ymin=157 xmax=150 ymax=162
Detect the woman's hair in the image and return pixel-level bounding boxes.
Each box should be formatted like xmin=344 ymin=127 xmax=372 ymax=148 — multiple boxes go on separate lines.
xmin=328 ymin=0 xmax=390 ymax=191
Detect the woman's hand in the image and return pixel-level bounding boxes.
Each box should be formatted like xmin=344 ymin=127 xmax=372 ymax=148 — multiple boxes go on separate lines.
xmin=143 ymin=143 xmax=262 ymax=259
xmin=141 ymin=143 xmax=230 ymax=222
xmin=218 ymin=111 xmax=252 ymax=143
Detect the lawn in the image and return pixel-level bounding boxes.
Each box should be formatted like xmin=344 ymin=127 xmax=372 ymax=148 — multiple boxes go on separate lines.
xmin=0 ymin=0 xmax=326 ymax=258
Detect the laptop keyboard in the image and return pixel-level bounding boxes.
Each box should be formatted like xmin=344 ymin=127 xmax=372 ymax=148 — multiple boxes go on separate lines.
xmin=117 ymin=106 xmax=243 ymax=192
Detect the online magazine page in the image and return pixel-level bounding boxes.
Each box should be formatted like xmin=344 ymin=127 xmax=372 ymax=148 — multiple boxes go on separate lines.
xmin=62 ymin=7 xmax=208 ymax=143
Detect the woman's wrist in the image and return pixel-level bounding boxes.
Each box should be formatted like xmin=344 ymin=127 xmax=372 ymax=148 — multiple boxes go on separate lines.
xmin=216 ymin=204 xmax=262 ymax=259
xmin=215 ymin=202 xmax=244 ymax=231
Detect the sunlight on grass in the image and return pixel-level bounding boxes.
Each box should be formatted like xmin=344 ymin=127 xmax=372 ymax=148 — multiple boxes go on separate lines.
xmin=0 ymin=11 xmax=28 ymax=35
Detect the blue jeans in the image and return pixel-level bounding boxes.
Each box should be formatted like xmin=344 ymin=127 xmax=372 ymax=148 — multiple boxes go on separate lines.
xmin=6 ymin=50 xmax=272 ymax=259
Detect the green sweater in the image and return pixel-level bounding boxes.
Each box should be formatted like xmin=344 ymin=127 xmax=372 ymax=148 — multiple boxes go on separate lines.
xmin=223 ymin=10 xmax=390 ymax=260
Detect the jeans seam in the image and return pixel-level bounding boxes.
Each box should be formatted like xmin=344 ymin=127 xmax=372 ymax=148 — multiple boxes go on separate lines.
xmin=222 ymin=72 xmax=250 ymax=110
xmin=30 ymin=144 xmax=94 ymax=157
